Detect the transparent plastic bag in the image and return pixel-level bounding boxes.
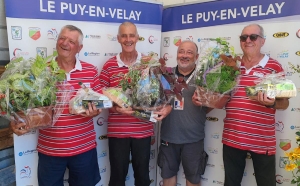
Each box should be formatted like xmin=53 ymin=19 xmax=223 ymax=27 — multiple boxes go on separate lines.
xmin=245 ymin=72 xmax=297 ymax=99
xmin=118 ymin=52 xmax=187 ymax=121
xmin=195 ymin=38 xmax=240 ymax=108
xmin=0 ymin=55 xmax=69 ymax=130
xmin=69 ymin=82 xmax=112 ymax=115
xmin=101 ymin=87 xmax=132 ymax=109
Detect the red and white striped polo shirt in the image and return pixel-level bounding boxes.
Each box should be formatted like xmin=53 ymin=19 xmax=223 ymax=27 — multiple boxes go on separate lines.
xmin=99 ymin=54 xmax=154 ymax=138
xmin=37 ymin=60 xmax=101 ymax=156
xmin=222 ymin=55 xmax=283 ymax=155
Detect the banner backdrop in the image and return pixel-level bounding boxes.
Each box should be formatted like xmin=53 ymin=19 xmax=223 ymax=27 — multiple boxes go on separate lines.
xmin=158 ymin=0 xmax=300 ymax=185
xmin=5 ymin=0 xmax=162 ymax=185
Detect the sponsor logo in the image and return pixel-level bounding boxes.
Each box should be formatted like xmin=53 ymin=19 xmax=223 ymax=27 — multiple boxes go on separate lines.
xmin=279 ymin=176 xmax=290 ymax=183
xmin=290 ymin=125 xmax=300 ymax=130
xmin=213 ymin=180 xmax=224 ymax=185
xmin=173 ymin=36 xmax=181 ymax=46
xmin=150 ymin=150 xmax=155 ymax=159
xmin=285 ymin=71 xmax=294 ymax=76
xmin=29 ymin=27 xmax=41 ymax=40
xmin=243 ymin=171 xmax=247 ymax=176
xmin=277 ymin=50 xmax=289 ymax=58
xmin=279 ymin=139 xmax=291 ymax=151
xmin=85 ymin=34 xmax=101 ymax=39
xmin=11 ymin=48 xmax=29 ymax=60
xmin=11 ymin=26 xmax=22 ymax=40
xmin=19 ymin=149 xmax=37 ymax=156
xmin=211 ymin=133 xmax=219 ymax=139
xmin=279 ymin=157 xmax=289 ymax=168
xmin=186 ymin=36 xmax=193 ymax=41
xmin=206 ymin=163 xmax=215 ymax=168
xmin=262 ymin=51 xmax=270 ymax=57
xmin=275 ymin=121 xmax=284 ymax=132
xmin=297 ymin=29 xmax=300 ymax=38
xmin=36 ymin=47 xmax=47 ymax=58
xmin=296 ymin=51 xmax=300 ymax=56
xmin=104 ymin=53 xmax=118 ymax=56
xmin=99 ymin=166 xmax=106 ymax=174
xmin=139 ymin=36 xmax=145 ymax=41
xmin=159 ymin=180 xmax=163 ymax=186
xmin=207 ymin=147 xmax=218 ymax=154
xmin=163 ymin=37 xmax=170 ymax=47
xmin=151 ymin=136 xmax=155 ymax=145
xmin=291 ymin=108 xmax=300 ymax=112
xmin=47 ymin=28 xmax=58 ymax=40
xmin=125 ymin=175 xmax=130 ymax=181
xmin=273 ymin=32 xmax=289 ymax=38
xmin=98 ymin=135 xmax=108 ymax=140
xmin=148 ymin=35 xmax=157 ymax=44
xmin=163 ymin=53 xmax=173 ymax=61
xmin=97 ymin=117 xmax=105 ymax=126
xmin=98 ymin=151 xmax=107 ymax=158
xmin=107 ymin=34 xmax=117 ymax=41
xmin=206 ymin=117 xmax=218 ymax=122
xmin=84 ymin=52 xmax=100 ymax=56
xmin=276 ymin=174 xmax=283 ymax=184
xmin=20 ymin=166 xmax=31 ymax=178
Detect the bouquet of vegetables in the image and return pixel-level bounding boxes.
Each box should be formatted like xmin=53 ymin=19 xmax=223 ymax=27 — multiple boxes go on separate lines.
xmin=195 ymin=38 xmax=240 ymax=109
xmin=0 ymin=53 xmax=68 ymax=130
xmin=245 ymin=72 xmax=297 ymax=99
xmin=119 ymin=52 xmax=187 ymax=120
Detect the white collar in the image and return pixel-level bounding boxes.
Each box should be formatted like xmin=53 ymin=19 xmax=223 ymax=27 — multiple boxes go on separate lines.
xmin=116 ymin=52 xmax=142 ymax=67
xmin=241 ymin=54 xmax=269 ymax=69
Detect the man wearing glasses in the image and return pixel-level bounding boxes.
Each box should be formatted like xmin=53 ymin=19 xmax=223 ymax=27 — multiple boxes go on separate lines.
xmin=222 ymin=24 xmax=289 ymax=186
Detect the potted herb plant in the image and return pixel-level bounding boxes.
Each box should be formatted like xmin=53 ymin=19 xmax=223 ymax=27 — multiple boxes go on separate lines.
xmin=195 ymin=38 xmax=240 ymax=109
xmin=0 ymin=53 xmax=67 ymax=130
xmin=119 ymin=52 xmax=187 ymax=113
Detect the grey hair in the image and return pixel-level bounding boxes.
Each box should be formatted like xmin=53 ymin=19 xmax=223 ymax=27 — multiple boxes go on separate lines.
xmin=59 ymin=25 xmax=83 ymax=45
xmin=118 ymin=21 xmax=139 ymax=36
xmin=178 ymin=40 xmax=199 ymax=54
xmin=243 ymin=24 xmax=265 ymax=37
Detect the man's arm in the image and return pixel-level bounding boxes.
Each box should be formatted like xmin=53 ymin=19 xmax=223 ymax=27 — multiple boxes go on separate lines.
xmin=273 ymin=98 xmax=289 ymax=110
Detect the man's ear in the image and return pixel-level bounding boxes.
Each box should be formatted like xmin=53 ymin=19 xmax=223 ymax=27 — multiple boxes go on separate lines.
xmin=78 ymin=45 xmax=83 ymax=53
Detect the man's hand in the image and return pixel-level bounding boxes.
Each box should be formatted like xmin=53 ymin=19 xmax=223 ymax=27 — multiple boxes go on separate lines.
xmin=80 ymin=102 xmax=102 ymax=117
xmin=257 ymin=91 xmax=275 ymax=107
xmin=192 ymin=91 xmax=203 ymax=106
xmin=154 ymin=104 xmax=173 ymax=121
xmin=10 ymin=119 xmax=30 ymax=136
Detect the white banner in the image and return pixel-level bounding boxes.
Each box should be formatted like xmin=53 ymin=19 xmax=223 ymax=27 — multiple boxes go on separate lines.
xmin=5 ymin=0 xmax=162 ymax=185
xmin=158 ymin=0 xmax=300 ymax=185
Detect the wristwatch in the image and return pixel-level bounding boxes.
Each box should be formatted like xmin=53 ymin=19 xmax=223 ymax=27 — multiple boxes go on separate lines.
xmin=266 ymin=101 xmax=276 ymax=108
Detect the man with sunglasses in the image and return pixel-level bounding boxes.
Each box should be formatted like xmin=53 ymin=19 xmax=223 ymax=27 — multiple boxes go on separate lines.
xmin=222 ymin=24 xmax=289 ymax=186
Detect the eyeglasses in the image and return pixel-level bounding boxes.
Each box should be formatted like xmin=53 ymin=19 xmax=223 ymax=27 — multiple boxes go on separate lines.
xmin=239 ymin=34 xmax=263 ymax=42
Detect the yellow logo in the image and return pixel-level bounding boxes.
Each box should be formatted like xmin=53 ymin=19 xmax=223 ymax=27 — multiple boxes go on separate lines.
xmin=273 ymin=32 xmax=289 ymax=38
xmin=99 ymin=135 xmax=108 ymax=140
xmin=296 ymin=51 xmax=300 ymax=56
xmin=139 ymin=37 xmax=145 ymax=41
xmin=206 ymin=117 xmax=219 ymax=122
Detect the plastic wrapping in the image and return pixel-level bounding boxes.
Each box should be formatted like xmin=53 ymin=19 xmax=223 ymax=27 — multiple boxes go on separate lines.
xmin=0 ymin=55 xmax=69 ymax=130
xmin=119 ymin=52 xmax=187 ymax=120
xmin=102 ymin=87 xmax=132 ymax=109
xmin=69 ymin=82 xmax=113 ymax=115
xmin=245 ymin=72 xmax=297 ymax=99
xmin=195 ymin=38 xmax=240 ymax=109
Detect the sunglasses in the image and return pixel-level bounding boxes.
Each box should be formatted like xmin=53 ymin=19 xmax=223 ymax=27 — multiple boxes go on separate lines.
xmin=239 ymin=34 xmax=263 ymax=42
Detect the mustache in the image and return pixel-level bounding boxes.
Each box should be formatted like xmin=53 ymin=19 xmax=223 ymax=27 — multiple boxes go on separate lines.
xmin=179 ymin=57 xmax=190 ymax=61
